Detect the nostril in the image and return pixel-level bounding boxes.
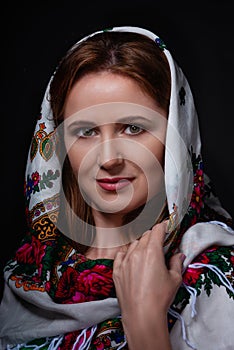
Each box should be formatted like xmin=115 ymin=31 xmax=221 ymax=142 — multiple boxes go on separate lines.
xmin=99 ymin=157 xmax=124 ymax=170
xmin=97 ymin=150 xmax=124 ymax=169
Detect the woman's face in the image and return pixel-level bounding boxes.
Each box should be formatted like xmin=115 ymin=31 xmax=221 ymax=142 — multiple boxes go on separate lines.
xmin=63 ymin=72 xmax=167 ymax=219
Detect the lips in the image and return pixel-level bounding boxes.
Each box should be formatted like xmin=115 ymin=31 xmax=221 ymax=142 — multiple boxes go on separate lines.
xmin=96 ymin=177 xmax=134 ymax=191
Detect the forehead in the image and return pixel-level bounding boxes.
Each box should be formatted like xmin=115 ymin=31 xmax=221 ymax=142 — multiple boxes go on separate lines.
xmin=64 ymin=72 xmax=164 ymax=119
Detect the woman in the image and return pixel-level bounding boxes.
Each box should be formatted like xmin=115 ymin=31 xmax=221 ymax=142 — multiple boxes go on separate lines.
xmin=0 ymin=26 xmax=233 ymax=350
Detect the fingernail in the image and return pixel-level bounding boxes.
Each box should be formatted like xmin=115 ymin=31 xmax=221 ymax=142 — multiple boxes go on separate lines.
xmin=180 ymin=253 xmax=186 ymax=262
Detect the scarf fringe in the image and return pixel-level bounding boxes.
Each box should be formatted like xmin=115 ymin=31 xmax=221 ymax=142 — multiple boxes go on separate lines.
xmin=168 ymin=308 xmax=197 ymax=349
xmin=6 ymin=323 xmax=127 ymax=350
xmin=72 ymin=325 xmax=97 ymax=350
xmin=183 ymin=283 xmax=197 ymax=318
xmin=170 ymin=261 xmax=234 ymax=350
xmin=48 ymin=335 xmax=64 ymax=350
xmin=71 ymin=325 xmax=126 ymax=350
xmin=7 ymin=262 xmax=233 ymax=350
xmin=6 ymin=335 xmax=63 ymax=350
xmin=188 ymin=262 xmax=234 ymax=295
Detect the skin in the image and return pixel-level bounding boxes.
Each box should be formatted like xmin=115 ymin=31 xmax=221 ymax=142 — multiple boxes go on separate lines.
xmin=113 ymin=223 xmax=184 ymax=350
xmin=64 ymin=72 xmax=184 ymax=348
xmin=64 ymin=72 xmax=167 ymax=230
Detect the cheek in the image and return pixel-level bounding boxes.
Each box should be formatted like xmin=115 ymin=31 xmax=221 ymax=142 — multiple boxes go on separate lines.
xmin=67 ymin=154 xmax=78 ymax=176
xmin=152 ymin=143 xmax=165 ymax=167
xmin=141 ymin=142 xmax=165 ymax=197
xmin=142 ymin=135 xmax=165 ymax=166
xmin=67 ymin=144 xmax=99 ymax=187
xmin=67 ymin=146 xmax=85 ymax=176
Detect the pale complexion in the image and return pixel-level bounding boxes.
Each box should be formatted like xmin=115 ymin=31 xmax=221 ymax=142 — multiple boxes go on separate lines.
xmin=64 ymin=72 xmax=184 ymax=348
xmin=64 ymin=72 xmax=167 ymax=234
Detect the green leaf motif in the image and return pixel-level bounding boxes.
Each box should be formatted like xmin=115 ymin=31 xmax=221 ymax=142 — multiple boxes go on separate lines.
xmin=39 ymin=170 xmax=60 ymax=191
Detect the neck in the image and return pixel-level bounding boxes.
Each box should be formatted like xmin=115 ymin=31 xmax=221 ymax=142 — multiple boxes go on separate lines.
xmin=85 ymin=209 xmax=130 ymax=259
xmin=92 ymin=208 xmax=124 ymax=228
xmin=85 ymin=245 xmax=127 ymax=260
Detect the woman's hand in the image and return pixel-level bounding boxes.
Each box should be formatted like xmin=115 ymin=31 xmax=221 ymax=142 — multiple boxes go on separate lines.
xmin=113 ymin=221 xmax=185 ymax=349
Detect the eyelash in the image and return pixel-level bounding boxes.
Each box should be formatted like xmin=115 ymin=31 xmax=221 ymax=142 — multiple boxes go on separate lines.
xmin=76 ymin=128 xmax=96 ymax=138
xmin=74 ymin=124 xmax=145 ymax=138
xmin=124 ymin=124 xmax=144 ymax=135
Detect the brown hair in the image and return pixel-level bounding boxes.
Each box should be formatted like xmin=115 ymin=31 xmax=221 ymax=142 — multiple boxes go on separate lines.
xmin=49 ymin=31 xmax=171 ymax=250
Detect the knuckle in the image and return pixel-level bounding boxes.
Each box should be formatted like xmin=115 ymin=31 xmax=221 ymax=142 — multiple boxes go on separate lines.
xmin=174 ymin=272 xmax=183 ymax=285
xmin=130 ymin=250 xmax=140 ymax=262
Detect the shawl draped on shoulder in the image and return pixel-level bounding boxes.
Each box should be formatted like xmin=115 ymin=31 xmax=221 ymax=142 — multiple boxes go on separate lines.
xmin=0 ymin=26 xmax=233 ymax=350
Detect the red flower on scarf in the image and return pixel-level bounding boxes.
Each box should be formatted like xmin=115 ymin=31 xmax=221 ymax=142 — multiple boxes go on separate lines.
xmin=59 ymin=330 xmax=81 ymax=350
xmin=183 ymin=267 xmax=202 ymax=286
xmin=77 ymin=265 xmax=114 ymax=298
xmin=230 ymin=255 xmax=234 ymax=272
xmin=55 ymin=267 xmax=84 ymax=303
xmin=37 ymin=122 xmax=46 ymax=139
xmin=196 ymin=252 xmax=210 ymax=264
xmin=31 ymin=171 xmax=40 ymax=185
xmin=16 ymin=236 xmax=46 ymax=272
xmin=194 ymin=169 xmax=204 ymax=186
xmin=230 ymin=255 xmax=234 ymax=263
xmin=45 ymin=281 xmax=51 ymax=292
xmin=183 ymin=252 xmax=210 ymax=286
xmin=55 ymin=264 xmax=113 ymax=303
xmin=93 ymin=336 xmax=111 ymax=349
xmin=191 ymin=184 xmax=203 ymax=214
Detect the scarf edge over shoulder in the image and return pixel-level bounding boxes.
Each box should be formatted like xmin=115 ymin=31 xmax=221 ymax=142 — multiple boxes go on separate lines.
xmin=0 ymin=26 xmax=233 ymax=350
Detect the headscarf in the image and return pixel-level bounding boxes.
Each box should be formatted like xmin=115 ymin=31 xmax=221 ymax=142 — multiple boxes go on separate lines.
xmin=0 ymin=26 xmax=233 ymax=350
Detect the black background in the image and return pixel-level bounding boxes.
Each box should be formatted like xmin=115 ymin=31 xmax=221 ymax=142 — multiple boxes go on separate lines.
xmin=1 ymin=1 xmax=234 ymax=299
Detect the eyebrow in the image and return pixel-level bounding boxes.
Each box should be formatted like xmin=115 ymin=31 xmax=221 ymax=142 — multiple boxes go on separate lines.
xmin=67 ymin=115 xmax=153 ymax=128
xmin=67 ymin=120 xmax=97 ymax=128
xmin=117 ymin=116 xmax=153 ymax=125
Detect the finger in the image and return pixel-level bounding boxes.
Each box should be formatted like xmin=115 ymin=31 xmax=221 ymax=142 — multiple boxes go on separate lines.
xmin=169 ymin=253 xmax=186 ymax=275
xmin=149 ymin=221 xmax=168 ymax=247
xmin=119 ymin=239 xmax=139 ymax=261
xmin=137 ymin=229 xmax=151 ymax=245
xmin=113 ymin=239 xmax=140 ymax=267
xmin=113 ymin=250 xmax=126 ymax=272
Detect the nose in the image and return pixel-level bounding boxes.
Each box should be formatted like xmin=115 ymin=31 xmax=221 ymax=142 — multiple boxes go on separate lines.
xmin=97 ymin=139 xmax=124 ymax=170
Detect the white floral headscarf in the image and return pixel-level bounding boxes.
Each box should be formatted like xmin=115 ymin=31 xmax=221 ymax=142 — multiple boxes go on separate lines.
xmin=1 ymin=26 xmax=233 ymax=350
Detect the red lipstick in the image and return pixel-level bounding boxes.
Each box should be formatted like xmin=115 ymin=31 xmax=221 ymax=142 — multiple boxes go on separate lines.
xmin=96 ymin=177 xmax=134 ymax=191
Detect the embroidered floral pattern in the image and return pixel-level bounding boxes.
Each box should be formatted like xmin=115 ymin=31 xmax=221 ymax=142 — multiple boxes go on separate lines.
xmin=25 ymin=169 xmax=60 ymax=204
xmin=30 ymin=120 xmax=57 ymax=161
xmin=184 ymin=246 xmax=234 ymax=297
xmin=90 ymin=318 xmax=126 ymax=349
xmin=165 ymin=146 xmax=205 ymax=260
xmin=171 ymin=245 xmax=234 ymax=317
xmin=155 ymin=37 xmax=166 ymax=50
xmin=4 ymin=145 xmax=234 ymax=349
xmin=5 ymin=220 xmax=234 ymax=349
xmin=54 ymin=263 xmax=115 ymax=304
xmin=179 ymin=86 xmax=186 ymax=105
xmin=58 ymin=319 xmax=126 ymax=350
xmin=28 ymin=194 xmax=60 ymax=223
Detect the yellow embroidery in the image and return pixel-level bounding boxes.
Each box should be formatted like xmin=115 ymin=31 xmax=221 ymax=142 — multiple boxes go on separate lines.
xmin=30 ymin=122 xmax=57 ymax=161
xmin=33 ymin=213 xmax=58 ymax=241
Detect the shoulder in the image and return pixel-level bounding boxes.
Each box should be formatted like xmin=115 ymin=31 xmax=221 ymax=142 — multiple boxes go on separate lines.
xmin=183 ymin=244 xmax=234 ymax=298
xmin=170 ymin=245 xmax=234 ymax=350
xmin=170 ymin=282 xmax=234 ymax=350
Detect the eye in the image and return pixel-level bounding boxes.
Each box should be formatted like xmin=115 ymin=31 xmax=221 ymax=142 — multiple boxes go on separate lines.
xmin=76 ymin=127 xmax=96 ymax=138
xmin=124 ymin=124 xmax=144 ymax=135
